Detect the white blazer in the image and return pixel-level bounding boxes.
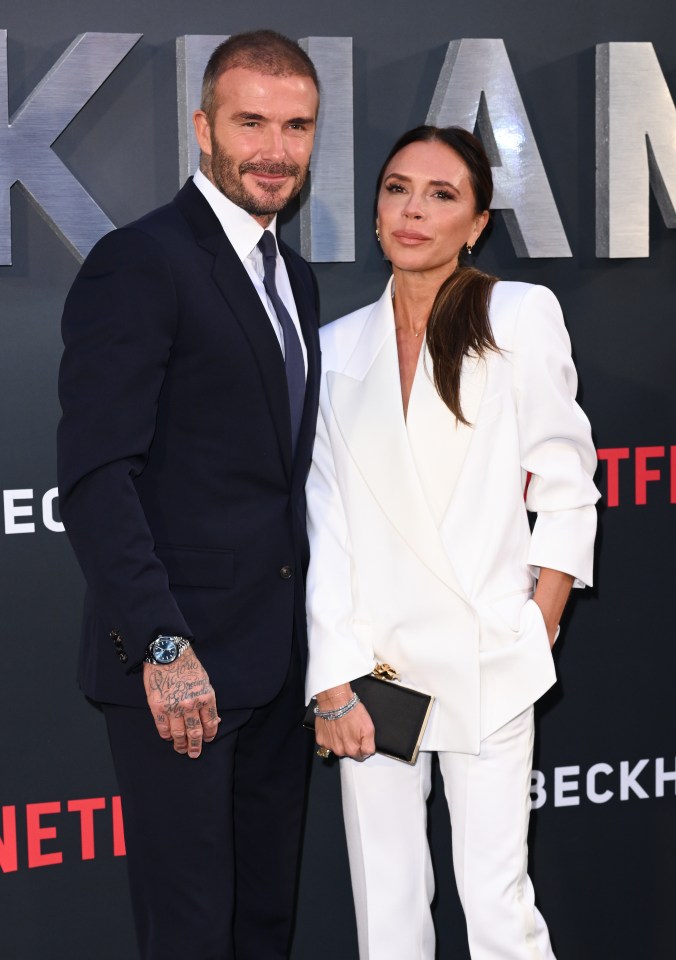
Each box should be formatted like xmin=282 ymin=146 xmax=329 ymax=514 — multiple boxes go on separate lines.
xmin=305 ymin=279 xmax=600 ymax=753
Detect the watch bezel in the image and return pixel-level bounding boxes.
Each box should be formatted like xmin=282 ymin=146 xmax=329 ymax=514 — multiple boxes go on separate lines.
xmin=145 ymin=634 xmax=191 ymax=665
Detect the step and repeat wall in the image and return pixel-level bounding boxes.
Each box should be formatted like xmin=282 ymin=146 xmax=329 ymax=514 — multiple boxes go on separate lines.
xmin=1 ymin=1 xmax=674 ymax=957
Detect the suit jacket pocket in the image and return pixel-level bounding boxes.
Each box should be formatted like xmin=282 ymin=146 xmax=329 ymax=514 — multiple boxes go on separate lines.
xmin=155 ymin=543 xmax=234 ymax=589
xmin=488 ymin=585 xmax=534 ymax=631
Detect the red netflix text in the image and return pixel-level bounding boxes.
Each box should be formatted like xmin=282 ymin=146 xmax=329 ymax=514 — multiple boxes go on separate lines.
xmin=597 ymin=445 xmax=676 ymax=507
xmin=0 ymin=796 xmax=125 ymax=872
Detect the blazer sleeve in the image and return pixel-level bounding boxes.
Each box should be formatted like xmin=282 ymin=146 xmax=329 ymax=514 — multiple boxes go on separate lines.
xmin=305 ymin=399 xmax=376 ymax=700
xmin=57 ymin=227 xmax=192 ymax=667
xmin=510 ymin=284 xmax=600 ymax=587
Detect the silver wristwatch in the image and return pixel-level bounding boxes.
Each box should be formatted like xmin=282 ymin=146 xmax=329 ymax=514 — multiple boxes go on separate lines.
xmin=144 ymin=634 xmax=192 ymax=665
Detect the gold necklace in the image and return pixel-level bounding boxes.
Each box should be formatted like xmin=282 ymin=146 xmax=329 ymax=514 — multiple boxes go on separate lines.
xmin=392 ymin=288 xmax=426 ymax=337
xmin=395 ymin=320 xmax=426 ymax=338
xmin=399 ymin=327 xmax=425 ymax=337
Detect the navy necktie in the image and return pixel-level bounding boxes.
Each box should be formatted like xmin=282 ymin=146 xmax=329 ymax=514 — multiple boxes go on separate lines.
xmin=257 ymin=230 xmax=306 ymax=455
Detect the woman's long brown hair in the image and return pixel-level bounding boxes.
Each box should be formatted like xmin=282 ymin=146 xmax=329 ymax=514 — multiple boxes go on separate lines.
xmin=376 ymin=125 xmax=499 ymax=424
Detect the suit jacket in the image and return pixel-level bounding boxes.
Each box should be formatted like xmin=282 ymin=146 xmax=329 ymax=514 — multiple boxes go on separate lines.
xmin=57 ymin=179 xmax=321 ymax=709
xmin=305 ymin=278 xmax=599 ymax=753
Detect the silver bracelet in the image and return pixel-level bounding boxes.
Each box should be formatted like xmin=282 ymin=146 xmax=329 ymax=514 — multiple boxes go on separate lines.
xmin=313 ymin=692 xmax=360 ymax=721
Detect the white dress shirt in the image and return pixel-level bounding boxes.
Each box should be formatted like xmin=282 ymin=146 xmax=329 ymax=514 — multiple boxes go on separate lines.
xmin=192 ymin=169 xmax=308 ymax=374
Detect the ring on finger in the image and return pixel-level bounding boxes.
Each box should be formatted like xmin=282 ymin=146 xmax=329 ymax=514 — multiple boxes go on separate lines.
xmin=316 ymin=746 xmax=331 ymax=759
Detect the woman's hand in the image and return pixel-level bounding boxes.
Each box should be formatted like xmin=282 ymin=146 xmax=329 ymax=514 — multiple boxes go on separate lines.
xmin=314 ymin=684 xmax=376 ymax=760
xmin=533 ymin=567 xmax=575 ymax=648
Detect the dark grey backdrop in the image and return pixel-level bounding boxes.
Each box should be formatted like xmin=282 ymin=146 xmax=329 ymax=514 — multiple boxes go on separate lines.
xmin=1 ymin=2 xmax=674 ymax=958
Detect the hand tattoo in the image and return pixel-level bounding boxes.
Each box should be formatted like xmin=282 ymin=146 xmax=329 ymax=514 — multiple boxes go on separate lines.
xmin=144 ymin=652 xmax=217 ymax=744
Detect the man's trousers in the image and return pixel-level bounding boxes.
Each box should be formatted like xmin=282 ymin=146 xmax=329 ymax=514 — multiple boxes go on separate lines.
xmin=103 ymin=640 xmax=310 ymax=960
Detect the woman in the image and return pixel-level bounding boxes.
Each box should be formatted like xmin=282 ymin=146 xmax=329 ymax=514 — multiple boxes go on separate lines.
xmin=305 ymin=125 xmax=599 ymax=960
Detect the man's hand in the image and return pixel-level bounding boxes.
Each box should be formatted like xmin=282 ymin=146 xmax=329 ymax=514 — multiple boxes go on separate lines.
xmin=143 ymin=648 xmax=220 ymax=758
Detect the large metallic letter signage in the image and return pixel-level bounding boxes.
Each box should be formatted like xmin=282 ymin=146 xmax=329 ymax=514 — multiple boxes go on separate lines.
xmin=298 ymin=37 xmax=354 ymax=262
xmin=427 ymin=39 xmax=571 ymax=258
xmin=596 ymin=43 xmax=676 ymax=258
xmin=176 ymin=34 xmax=228 ymax=184
xmin=0 ymin=31 xmax=141 ymax=264
xmin=177 ymin=35 xmax=354 ymax=262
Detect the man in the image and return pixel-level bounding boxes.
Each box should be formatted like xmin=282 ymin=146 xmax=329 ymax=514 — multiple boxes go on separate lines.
xmin=57 ymin=30 xmax=321 ymax=960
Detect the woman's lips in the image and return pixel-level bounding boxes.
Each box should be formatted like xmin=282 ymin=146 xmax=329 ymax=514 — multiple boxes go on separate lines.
xmin=391 ymin=230 xmax=430 ymax=244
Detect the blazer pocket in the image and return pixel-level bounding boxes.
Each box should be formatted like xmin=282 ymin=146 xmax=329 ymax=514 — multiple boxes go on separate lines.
xmin=488 ymin=585 xmax=533 ymax=631
xmin=155 ymin=543 xmax=234 ymax=589
xmin=519 ymin=598 xmax=550 ymax=648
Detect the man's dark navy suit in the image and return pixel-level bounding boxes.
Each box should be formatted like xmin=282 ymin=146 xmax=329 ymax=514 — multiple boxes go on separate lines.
xmin=57 ymin=179 xmax=321 ymax=960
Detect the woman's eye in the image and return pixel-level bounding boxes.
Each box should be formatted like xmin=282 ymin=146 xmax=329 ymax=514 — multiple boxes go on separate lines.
xmin=385 ymin=183 xmax=405 ymax=193
xmin=433 ymin=191 xmax=453 ymax=201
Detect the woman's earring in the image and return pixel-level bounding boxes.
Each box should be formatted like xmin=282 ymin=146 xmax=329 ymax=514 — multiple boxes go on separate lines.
xmin=376 ymin=226 xmax=381 ymax=243
xmin=466 ymin=241 xmax=474 ymax=255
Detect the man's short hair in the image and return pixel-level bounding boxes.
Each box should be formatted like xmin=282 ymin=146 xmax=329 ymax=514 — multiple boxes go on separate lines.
xmin=201 ymin=30 xmax=319 ymax=121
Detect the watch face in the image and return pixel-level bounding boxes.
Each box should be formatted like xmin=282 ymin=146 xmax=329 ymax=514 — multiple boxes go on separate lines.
xmin=152 ymin=636 xmax=178 ymax=664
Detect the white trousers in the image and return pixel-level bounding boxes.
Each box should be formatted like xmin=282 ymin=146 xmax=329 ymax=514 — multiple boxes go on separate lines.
xmin=340 ymin=706 xmax=556 ymax=960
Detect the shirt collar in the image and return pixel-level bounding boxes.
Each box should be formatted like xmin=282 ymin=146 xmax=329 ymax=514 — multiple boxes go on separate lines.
xmin=192 ymin=169 xmax=278 ymax=263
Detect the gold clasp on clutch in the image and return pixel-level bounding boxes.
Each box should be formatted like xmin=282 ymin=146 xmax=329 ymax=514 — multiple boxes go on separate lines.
xmin=371 ymin=662 xmax=400 ymax=682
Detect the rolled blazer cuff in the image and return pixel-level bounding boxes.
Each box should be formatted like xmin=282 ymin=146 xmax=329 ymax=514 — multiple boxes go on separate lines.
xmin=305 ymin=648 xmax=376 ymax=704
xmin=528 ymin=504 xmax=598 ymax=588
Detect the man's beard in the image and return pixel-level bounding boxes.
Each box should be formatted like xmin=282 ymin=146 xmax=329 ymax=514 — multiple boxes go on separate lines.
xmin=209 ymin=135 xmax=307 ymax=217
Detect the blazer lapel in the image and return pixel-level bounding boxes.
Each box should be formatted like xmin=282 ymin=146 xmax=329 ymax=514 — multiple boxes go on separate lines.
xmin=212 ymin=243 xmax=294 ymax=478
xmin=406 ymin=346 xmax=486 ymax=525
xmin=327 ymin=281 xmax=466 ymax=599
xmin=174 ymin=181 xmax=293 ymax=478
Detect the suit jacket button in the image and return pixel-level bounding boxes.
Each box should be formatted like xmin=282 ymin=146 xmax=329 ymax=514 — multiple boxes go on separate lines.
xmin=279 ymin=565 xmax=293 ymax=580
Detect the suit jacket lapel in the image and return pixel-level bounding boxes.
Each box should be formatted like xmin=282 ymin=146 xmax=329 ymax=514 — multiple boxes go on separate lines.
xmin=327 ymin=281 xmax=466 ymax=599
xmin=406 ymin=346 xmax=486 ymax=525
xmin=174 ymin=181 xmax=293 ymax=478
xmin=212 ymin=243 xmax=295 ymax=478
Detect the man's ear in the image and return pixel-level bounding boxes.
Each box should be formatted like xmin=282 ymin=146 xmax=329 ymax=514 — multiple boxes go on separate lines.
xmin=193 ymin=110 xmax=212 ymax=156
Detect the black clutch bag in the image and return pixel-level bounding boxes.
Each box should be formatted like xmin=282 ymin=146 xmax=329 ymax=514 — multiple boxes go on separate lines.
xmin=304 ymin=664 xmax=435 ymax=765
